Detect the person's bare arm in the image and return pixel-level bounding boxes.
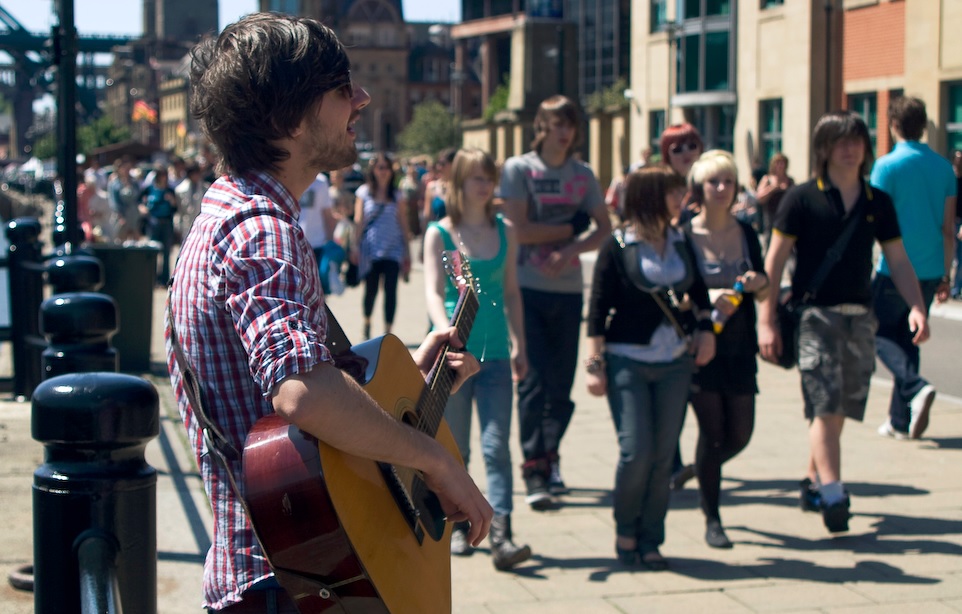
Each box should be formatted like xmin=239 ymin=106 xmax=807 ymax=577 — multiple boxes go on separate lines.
xmin=422 ymin=225 xmax=452 ymax=330
xmin=502 ymin=220 xmax=528 ymax=381
xmin=938 ymin=195 xmax=957 ymax=303
xmin=882 ymin=238 xmax=930 ymax=345
xmin=758 ymin=230 xmax=795 ymax=363
xmin=272 ymin=328 xmax=490 ymax=543
xmin=502 ymin=197 xmax=575 ymax=245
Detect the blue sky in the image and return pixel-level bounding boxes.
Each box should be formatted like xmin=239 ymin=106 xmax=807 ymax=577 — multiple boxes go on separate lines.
xmin=9 ymin=0 xmax=461 ymax=34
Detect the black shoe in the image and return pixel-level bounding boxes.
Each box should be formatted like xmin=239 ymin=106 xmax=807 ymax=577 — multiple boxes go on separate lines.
xmin=669 ymin=464 xmax=695 ymax=491
xmin=450 ymin=521 xmax=473 ymax=556
xmin=615 ymin=544 xmax=639 ymax=566
xmin=822 ymin=496 xmax=851 ymax=533
xmin=799 ymin=477 xmax=821 ymax=512
xmin=639 ymin=549 xmax=669 ymax=572
xmin=548 ymin=459 xmax=569 ymax=495
xmin=705 ymin=520 xmax=733 ymax=549
xmin=523 ymin=472 xmax=553 ymax=511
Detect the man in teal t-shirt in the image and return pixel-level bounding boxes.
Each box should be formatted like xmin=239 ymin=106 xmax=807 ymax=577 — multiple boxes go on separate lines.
xmin=870 ymin=96 xmax=957 ymax=440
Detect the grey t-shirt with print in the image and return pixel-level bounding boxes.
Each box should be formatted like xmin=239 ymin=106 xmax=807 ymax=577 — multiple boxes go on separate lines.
xmin=499 ymin=151 xmax=604 ymax=293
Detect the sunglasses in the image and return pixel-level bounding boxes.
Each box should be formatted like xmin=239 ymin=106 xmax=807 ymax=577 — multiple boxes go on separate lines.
xmin=669 ymin=141 xmax=700 ymax=155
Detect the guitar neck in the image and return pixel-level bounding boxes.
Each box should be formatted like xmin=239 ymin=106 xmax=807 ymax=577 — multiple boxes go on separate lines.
xmin=417 ymin=287 xmax=479 ymax=436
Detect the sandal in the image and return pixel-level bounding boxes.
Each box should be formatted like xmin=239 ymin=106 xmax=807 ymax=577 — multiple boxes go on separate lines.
xmin=640 ymin=549 xmax=669 ymax=572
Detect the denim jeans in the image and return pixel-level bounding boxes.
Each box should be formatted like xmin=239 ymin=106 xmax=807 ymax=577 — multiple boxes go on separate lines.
xmin=605 ymin=352 xmax=694 ymax=551
xmin=149 ymin=215 xmax=174 ymax=284
xmin=953 ymin=220 xmax=962 ymax=297
xmin=873 ymin=273 xmax=939 ymax=431
xmin=444 ymin=359 xmax=514 ymax=516
xmin=517 ymin=288 xmax=583 ymax=465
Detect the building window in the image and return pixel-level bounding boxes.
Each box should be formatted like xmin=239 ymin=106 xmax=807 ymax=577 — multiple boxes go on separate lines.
xmin=848 ymin=92 xmax=878 ymax=152
xmin=650 ymin=109 xmax=666 ymax=153
xmin=760 ymin=98 xmax=783 ymax=166
xmin=761 ymin=0 xmax=784 ymax=8
xmin=268 ymin=0 xmax=298 ymax=14
xmin=947 ymin=83 xmax=962 ymax=154
xmin=675 ymin=3 xmax=734 ymax=95
xmin=682 ymin=0 xmax=731 ymax=18
xmin=651 ymin=0 xmax=668 ymax=32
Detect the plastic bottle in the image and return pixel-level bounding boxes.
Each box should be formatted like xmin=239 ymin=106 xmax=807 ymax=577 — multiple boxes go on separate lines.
xmin=711 ymin=280 xmax=744 ymax=334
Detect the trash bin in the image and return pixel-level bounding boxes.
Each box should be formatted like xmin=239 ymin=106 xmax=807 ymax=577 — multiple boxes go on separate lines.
xmin=86 ymin=243 xmax=160 ymax=372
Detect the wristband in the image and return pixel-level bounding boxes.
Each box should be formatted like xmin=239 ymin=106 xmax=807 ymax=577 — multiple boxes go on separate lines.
xmin=940 ymin=275 xmax=950 ymax=285
xmin=584 ymin=354 xmax=605 ymax=375
xmin=696 ymin=319 xmax=714 ymax=333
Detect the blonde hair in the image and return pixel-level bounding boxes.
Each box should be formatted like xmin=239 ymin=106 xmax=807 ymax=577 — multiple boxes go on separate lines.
xmin=447 ymin=148 xmax=499 ymax=226
xmin=688 ymin=149 xmax=738 ymax=187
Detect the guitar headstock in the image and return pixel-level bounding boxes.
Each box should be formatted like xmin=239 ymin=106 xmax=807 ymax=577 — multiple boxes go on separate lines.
xmin=441 ymin=250 xmax=481 ymax=298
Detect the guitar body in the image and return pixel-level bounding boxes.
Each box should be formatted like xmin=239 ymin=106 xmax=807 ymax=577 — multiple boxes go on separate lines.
xmin=243 ymin=334 xmax=462 ymax=614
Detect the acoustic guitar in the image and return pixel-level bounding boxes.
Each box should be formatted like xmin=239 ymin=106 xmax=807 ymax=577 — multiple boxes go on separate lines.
xmin=242 ymin=252 xmax=479 ymax=613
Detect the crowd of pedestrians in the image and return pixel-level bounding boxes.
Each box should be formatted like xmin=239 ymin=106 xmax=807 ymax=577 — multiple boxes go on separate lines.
xmin=314 ymin=95 xmax=956 ymax=572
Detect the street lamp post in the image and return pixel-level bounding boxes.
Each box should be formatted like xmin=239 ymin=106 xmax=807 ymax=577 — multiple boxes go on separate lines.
xmin=54 ymin=0 xmax=80 ymax=248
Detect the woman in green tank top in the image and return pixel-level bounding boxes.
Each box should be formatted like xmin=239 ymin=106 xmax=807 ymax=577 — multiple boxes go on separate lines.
xmin=423 ymin=148 xmax=532 ymax=571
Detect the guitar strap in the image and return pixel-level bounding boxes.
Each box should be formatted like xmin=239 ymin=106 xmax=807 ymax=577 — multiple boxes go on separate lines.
xmin=165 ymin=287 xmax=349 ymax=610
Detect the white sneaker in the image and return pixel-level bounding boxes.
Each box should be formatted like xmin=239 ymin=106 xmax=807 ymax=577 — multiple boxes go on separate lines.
xmin=909 ymin=384 xmax=935 ymax=439
xmin=877 ymin=420 xmax=908 ymax=440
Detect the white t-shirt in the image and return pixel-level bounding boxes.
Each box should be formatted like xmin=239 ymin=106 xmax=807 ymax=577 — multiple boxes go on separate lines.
xmin=298 ymin=173 xmax=333 ymax=248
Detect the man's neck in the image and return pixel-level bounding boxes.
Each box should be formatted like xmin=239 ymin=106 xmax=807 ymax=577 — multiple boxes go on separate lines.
xmin=538 ymin=146 xmax=568 ymax=168
xmin=826 ymin=167 xmax=861 ymax=192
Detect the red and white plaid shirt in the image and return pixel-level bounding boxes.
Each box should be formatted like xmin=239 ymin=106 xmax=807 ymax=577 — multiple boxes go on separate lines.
xmin=166 ymin=171 xmax=332 ymax=610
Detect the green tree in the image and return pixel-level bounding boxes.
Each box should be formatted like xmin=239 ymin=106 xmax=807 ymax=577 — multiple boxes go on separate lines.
xmin=77 ymin=115 xmax=130 ymax=156
xmin=584 ymin=78 xmax=629 ymax=114
xmin=29 ymin=116 xmax=132 ymax=162
xmin=397 ymin=100 xmax=458 ymax=156
xmin=482 ymin=77 xmax=509 ymax=122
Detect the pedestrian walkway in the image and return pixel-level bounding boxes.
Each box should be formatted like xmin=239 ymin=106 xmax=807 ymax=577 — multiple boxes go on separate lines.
xmin=1 ymin=255 xmax=960 ymax=613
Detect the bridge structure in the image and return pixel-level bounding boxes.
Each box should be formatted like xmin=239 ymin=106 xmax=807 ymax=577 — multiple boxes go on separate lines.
xmin=0 ymin=3 xmax=137 ymax=159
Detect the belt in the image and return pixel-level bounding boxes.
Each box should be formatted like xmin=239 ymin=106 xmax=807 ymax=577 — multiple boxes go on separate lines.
xmin=827 ymin=303 xmax=869 ymax=316
xmin=215 ymin=588 xmax=299 ymax=614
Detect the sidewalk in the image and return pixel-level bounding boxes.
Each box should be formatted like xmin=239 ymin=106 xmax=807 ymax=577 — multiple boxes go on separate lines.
xmin=1 ymin=254 xmax=961 ymax=613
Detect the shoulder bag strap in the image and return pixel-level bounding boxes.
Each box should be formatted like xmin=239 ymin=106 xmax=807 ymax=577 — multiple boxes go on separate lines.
xmin=612 ymin=231 xmax=689 ymax=339
xmin=797 ymin=189 xmax=865 ymax=304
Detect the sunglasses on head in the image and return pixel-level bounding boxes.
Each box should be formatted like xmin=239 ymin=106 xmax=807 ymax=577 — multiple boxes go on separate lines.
xmin=669 ymin=141 xmax=700 ymax=155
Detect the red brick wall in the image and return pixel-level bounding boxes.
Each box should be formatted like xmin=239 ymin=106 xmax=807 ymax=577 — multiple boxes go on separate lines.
xmin=843 ymin=1 xmax=905 ymax=82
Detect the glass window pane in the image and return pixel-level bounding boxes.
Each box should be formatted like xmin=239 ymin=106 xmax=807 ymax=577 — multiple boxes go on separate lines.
xmin=949 ymin=84 xmax=962 ymax=123
xmin=651 ymin=0 xmax=667 ymax=31
xmin=683 ymin=35 xmax=700 ymax=92
xmin=706 ymin=0 xmax=730 ymax=16
xmin=684 ymin=0 xmax=701 ymax=19
xmin=705 ymin=31 xmax=729 ymax=90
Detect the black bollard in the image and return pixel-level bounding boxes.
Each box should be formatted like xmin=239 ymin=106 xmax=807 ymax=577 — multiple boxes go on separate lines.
xmin=46 ymin=254 xmax=104 ymax=294
xmin=6 ymin=218 xmax=44 ymax=400
xmin=40 ymin=292 xmax=119 ymax=377
xmin=32 ymin=372 xmax=159 ymax=614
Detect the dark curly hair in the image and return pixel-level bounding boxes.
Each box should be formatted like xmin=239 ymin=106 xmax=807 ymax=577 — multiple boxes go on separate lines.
xmin=189 ymin=13 xmax=352 ymax=176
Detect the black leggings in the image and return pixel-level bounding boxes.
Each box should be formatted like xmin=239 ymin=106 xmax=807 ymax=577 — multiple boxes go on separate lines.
xmin=691 ymin=390 xmax=755 ymax=522
xmin=362 ymin=259 xmax=400 ymax=324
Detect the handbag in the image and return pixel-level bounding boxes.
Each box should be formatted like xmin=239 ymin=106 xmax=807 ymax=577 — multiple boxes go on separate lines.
xmin=772 ymin=189 xmax=866 ymax=369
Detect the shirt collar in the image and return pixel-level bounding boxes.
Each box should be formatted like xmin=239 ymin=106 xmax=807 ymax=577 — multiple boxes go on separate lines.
xmin=232 ymin=170 xmax=300 ymax=218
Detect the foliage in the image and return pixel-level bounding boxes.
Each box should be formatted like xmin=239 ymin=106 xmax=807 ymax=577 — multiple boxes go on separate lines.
xmin=78 ymin=115 xmax=131 ymax=156
xmin=397 ymin=100 xmax=458 ymax=156
xmin=30 ymin=115 xmax=131 ymax=162
xmin=482 ymin=77 xmax=510 ymax=122
xmin=584 ymin=77 xmax=629 ymax=114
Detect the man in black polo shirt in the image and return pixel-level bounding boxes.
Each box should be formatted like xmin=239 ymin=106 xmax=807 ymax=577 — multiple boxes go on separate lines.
xmin=758 ymin=111 xmax=930 ymax=533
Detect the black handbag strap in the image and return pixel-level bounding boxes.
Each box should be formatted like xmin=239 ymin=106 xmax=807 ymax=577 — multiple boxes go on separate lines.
xmin=797 ymin=182 xmax=867 ymax=304
xmin=612 ymin=230 xmax=690 ymax=339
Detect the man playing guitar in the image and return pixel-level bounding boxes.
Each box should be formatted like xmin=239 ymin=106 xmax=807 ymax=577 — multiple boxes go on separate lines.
xmin=166 ymin=13 xmax=491 ymax=613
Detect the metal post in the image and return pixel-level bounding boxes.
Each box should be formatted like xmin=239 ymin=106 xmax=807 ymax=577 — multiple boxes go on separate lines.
xmin=54 ymin=0 xmax=81 ymax=249
xmin=32 ymin=372 xmax=159 ymax=614
xmin=76 ymin=532 xmax=123 ymax=614
xmin=6 ymin=218 xmax=44 ymax=400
